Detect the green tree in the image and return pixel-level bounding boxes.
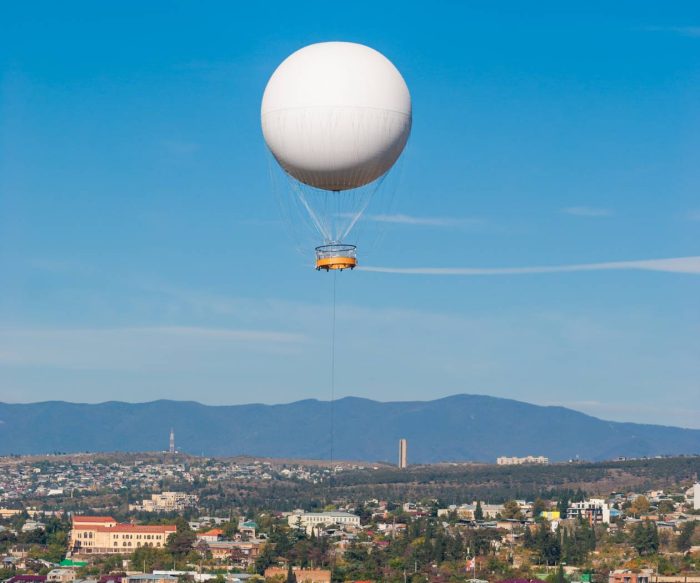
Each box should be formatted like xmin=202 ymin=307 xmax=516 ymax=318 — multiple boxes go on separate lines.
xmin=254 ymin=542 xmax=276 ymax=575
xmin=502 ymin=500 xmax=523 ymax=520
xmin=286 ymin=564 xmax=297 ymax=583
xmin=131 ymin=546 xmax=173 ymax=572
xmin=557 ymin=496 xmax=569 ymax=518
xmin=533 ymin=499 xmax=547 ymax=520
xmin=19 ymin=528 xmax=47 ymax=545
xmin=560 ymin=521 xmax=595 ymax=565
xmin=533 ymin=523 xmax=560 ymax=565
xmin=222 ymin=518 xmax=238 ymax=539
xmin=676 ymin=520 xmax=696 ymax=553
xmin=474 ymin=501 xmax=484 ymax=521
xmin=42 ymin=543 xmax=67 ymax=563
xmin=0 ymin=569 xmax=18 ymax=581
xmin=657 ymin=500 xmax=675 ymax=515
xmin=631 ymin=521 xmax=659 ymax=556
xmin=0 ymin=530 xmax=18 ymax=554
xmin=166 ymin=522 xmax=196 ymax=565
xmin=523 ymin=526 xmax=535 ymax=549
xmin=630 ymin=496 xmax=650 ymax=518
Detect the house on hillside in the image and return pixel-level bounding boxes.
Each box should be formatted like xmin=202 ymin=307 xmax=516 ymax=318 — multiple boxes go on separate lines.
xmin=196 ymin=529 xmax=224 ymax=543
xmin=47 ymin=569 xmax=77 ymax=583
xmin=239 ymin=521 xmax=257 ymax=538
xmin=265 ymin=568 xmax=331 ymax=583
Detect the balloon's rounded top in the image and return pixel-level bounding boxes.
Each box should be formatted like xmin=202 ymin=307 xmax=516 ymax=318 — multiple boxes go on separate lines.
xmin=261 ymin=42 xmax=412 ymax=191
xmin=261 ymin=42 xmax=411 ymax=116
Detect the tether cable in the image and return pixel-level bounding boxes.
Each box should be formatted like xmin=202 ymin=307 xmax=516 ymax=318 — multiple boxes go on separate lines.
xmin=329 ymin=270 xmax=337 ymax=492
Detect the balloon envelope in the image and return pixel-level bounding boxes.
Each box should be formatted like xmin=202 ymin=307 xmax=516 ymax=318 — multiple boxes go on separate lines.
xmin=261 ymin=42 xmax=411 ymax=191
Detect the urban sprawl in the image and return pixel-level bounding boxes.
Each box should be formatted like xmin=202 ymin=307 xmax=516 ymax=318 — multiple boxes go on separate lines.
xmin=0 ymin=451 xmax=699 ymax=583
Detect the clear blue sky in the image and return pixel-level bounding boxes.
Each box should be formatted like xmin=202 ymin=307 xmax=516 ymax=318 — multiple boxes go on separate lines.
xmin=1 ymin=1 xmax=699 ymax=427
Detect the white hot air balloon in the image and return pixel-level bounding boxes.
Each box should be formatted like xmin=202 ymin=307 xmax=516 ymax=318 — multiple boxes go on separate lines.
xmin=261 ymin=41 xmax=411 ymax=270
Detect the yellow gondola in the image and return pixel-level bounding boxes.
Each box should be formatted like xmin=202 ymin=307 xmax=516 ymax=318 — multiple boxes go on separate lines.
xmin=315 ymin=244 xmax=357 ymax=271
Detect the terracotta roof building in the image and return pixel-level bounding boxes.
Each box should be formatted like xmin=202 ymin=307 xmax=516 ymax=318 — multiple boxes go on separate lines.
xmin=71 ymin=516 xmax=118 ymax=527
xmin=196 ymin=528 xmax=224 ymax=543
xmin=70 ymin=516 xmax=176 ymax=555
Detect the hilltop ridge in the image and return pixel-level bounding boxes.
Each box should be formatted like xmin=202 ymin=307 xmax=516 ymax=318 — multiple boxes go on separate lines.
xmin=1 ymin=394 xmax=698 ymax=461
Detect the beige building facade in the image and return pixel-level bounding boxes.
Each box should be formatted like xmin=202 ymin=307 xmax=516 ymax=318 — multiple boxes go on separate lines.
xmin=70 ymin=516 xmax=176 ymax=555
xmin=287 ymin=510 xmax=360 ymax=534
xmin=129 ymin=491 xmax=198 ymax=513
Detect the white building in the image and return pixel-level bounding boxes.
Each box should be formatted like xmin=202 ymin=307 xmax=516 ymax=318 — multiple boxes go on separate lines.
xmin=497 ymin=456 xmax=549 ymax=466
xmin=129 ymin=491 xmax=198 ymax=513
xmin=287 ymin=510 xmax=360 ymax=534
xmin=21 ymin=520 xmax=46 ymax=532
xmin=47 ymin=568 xmax=77 ymax=583
xmin=566 ymin=498 xmax=611 ymax=524
xmin=437 ymin=502 xmax=505 ymax=520
xmin=694 ymin=483 xmax=700 ymax=511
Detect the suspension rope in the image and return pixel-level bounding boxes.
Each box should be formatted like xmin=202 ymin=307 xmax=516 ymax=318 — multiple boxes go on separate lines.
xmin=329 ymin=270 xmax=337 ymax=492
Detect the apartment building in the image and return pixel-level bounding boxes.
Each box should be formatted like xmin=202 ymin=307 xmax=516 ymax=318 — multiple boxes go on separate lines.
xmin=129 ymin=491 xmax=198 ymax=513
xmin=497 ymin=456 xmax=549 ymax=465
xmin=437 ymin=502 xmax=505 ymax=520
xmin=287 ymin=510 xmax=360 ymax=534
xmin=567 ymin=499 xmax=612 ymax=524
xmin=202 ymin=540 xmax=262 ymax=567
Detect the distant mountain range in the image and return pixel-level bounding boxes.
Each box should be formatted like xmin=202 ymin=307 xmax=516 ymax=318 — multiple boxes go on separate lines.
xmin=0 ymin=395 xmax=698 ymax=462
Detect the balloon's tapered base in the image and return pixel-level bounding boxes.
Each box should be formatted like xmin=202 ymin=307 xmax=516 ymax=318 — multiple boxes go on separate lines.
xmin=315 ymin=244 xmax=357 ymax=271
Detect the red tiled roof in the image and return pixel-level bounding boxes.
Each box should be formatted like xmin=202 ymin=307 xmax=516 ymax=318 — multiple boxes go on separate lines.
xmin=72 ymin=516 xmax=116 ymax=523
xmin=73 ymin=523 xmax=176 ymax=534
xmin=104 ymin=524 xmax=175 ymax=533
xmin=201 ymin=529 xmax=224 ymax=536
